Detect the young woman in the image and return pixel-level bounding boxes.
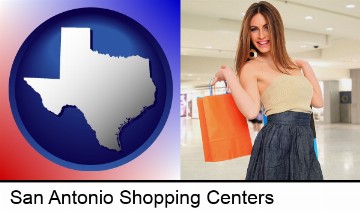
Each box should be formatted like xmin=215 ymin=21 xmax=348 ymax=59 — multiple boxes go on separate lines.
xmin=211 ymin=1 xmax=323 ymax=180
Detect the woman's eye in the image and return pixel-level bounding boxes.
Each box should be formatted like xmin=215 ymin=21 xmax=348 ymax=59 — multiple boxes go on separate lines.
xmin=251 ymin=28 xmax=258 ymax=32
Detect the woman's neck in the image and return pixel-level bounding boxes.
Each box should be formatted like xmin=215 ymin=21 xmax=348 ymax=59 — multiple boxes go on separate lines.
xmin=255 ymin=52 xmax=272 ymax=63
xmin=258 ymin=52 xmax=272 ymax=60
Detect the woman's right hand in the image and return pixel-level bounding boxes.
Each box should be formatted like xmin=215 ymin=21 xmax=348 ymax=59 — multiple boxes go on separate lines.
xmin=211 ymin=65 xmax=233 ymax=85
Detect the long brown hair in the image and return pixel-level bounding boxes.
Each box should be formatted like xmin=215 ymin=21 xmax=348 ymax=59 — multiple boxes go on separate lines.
xmin=235 ymin=1 xmax=298 ymax=76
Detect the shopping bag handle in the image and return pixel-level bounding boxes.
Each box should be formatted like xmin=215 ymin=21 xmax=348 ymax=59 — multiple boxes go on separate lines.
xmin=209 ymin=79 xmax=228 ymax=96
xmin=209 ymin=78 xmax=214 ymax=96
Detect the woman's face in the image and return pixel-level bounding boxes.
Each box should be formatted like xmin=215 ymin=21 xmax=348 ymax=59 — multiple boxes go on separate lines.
xmin=250 ymin=13 xmax=270 ymax=54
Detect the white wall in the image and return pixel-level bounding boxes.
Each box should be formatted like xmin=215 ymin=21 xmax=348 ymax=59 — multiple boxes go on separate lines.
xmin=315 ymin=68 xmax=350 ymax=81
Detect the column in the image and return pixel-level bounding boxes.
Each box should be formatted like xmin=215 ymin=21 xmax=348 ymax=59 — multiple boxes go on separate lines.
xmin=323 ymin=80 xmax=340 ymax=123
xmin=350 ymin=69 xmax=360 ymax=124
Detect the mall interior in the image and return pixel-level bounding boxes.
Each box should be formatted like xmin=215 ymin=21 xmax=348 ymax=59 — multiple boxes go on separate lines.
xmin=180 ymin=0 xmax=360 ymax=180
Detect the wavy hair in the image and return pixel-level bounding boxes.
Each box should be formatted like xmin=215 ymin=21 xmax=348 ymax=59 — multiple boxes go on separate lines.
xmin=235 ymin=1 xmax=298 ymax=76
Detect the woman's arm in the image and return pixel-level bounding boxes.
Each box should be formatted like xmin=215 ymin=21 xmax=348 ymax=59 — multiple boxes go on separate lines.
xmin=295 ymin=59 xmax=324 ymax=108
xmin=211 ymin=65 xmax=261 ymax=119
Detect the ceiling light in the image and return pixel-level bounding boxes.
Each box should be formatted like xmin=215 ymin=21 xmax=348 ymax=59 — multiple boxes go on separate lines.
xmin=241 ymin=12 xmax=245 ymax=16
xmin=326 ymin=27 xmax=333 ymax=31
xmin=346 ymin=4 xmax=355 ymax=8
xmin=305 ymin=16 xmax=313 ymax=20
xmin=300 ymin=45 xmax=307 ymax=48
xmin=205 ymin=46 xmax=213 ymax=49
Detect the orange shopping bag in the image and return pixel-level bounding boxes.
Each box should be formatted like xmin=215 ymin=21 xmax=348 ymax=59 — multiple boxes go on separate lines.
xmin=197 ymin=86 xmax=252 ymax=162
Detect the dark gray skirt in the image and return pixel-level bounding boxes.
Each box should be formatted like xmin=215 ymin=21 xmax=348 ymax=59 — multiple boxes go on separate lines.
xmin=245 ymin=111 xmax=323 ymax=180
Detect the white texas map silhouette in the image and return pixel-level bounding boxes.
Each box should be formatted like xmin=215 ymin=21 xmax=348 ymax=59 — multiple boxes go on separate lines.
xmin=24 ymin=27 xmax=156 ymax=151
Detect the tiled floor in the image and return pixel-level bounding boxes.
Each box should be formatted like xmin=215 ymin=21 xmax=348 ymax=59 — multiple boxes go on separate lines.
xmin=181 ymin=117 xmax=360 ymax=180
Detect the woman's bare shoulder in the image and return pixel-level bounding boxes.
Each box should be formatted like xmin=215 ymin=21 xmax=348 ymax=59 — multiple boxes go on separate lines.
xmin=293 ymin=58 xmax=311 ymax=69
xmin=240 ymin=60 xmax=259 ymax=78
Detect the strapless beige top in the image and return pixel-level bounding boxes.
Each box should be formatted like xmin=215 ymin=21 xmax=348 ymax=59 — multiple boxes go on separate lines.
xmin=261 ymin=75 xmax=313 ymax=116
